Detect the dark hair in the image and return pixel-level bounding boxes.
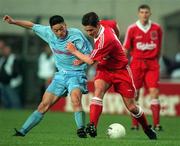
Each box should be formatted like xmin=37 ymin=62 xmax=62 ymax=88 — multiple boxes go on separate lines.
xmin=138 ymin=4 xmax=151 ymax=11
xmin=82 ymin=12 xmax=99 ymax=27
xmin=49 ymin=15 xmax=64 ymax=27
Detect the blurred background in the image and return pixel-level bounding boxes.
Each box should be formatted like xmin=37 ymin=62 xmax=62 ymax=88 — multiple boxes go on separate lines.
xmin=0 ymin=0 xmax=180 ymax=110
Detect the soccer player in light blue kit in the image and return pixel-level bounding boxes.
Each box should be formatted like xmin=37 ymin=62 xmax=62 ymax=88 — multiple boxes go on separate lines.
xmin=3 ymin=15 xmax=92 ymax=138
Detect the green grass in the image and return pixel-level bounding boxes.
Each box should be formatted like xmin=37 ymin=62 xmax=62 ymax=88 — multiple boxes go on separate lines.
xmin=0 ymin=110 xmax=180 ymax=146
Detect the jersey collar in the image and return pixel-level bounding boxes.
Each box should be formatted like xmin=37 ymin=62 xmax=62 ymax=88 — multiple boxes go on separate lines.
xmin=136 ymin=20 xmax=152 ymax=33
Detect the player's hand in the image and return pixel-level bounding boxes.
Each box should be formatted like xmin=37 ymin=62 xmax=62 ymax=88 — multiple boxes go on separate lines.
xmin=66 ymin=42 xmax=77 ymax=53
xmin=3 ymin=15 xmax=15 ymax=24
xmin=73 ymin=59 xmax=83 ymax=65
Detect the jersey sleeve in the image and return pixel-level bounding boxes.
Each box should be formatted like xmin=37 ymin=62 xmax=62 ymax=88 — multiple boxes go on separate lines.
xmin=123 ymin=26 xmax=133 ymax=50
xmin=32 ymin=24 xmax=51 ymax=43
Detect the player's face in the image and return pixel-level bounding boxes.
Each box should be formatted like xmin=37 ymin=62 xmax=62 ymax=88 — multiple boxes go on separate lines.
xmin=138 ymin=8 xmax=151 ymax=24
xmin=83 ymin=25 xmax=99 ymax=38
xmin=51 ymin=23 xmax=67 ymax=38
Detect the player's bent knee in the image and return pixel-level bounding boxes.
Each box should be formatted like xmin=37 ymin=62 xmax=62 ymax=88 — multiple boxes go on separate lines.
xmin=72 ymin=100 xmax=81 ymax=107
xmin=127 ymin=105 xmax=139 ymax=114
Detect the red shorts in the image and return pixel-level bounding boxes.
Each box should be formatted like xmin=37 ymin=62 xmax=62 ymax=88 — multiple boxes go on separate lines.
xmin=95 ymin=66 xmax=136 ymax=98
xmin=130 ymin=59 xmax=159 ymax=89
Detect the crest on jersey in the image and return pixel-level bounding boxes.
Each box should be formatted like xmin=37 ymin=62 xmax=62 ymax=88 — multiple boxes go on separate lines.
xmin=150 ymin=31 xmax=158 ymax=40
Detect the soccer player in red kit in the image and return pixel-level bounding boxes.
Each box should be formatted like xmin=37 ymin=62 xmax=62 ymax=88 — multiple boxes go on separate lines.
xmin=123 ymin=4 xmax=163 ymax=131
xmin=66 ymin=12 xmax=157 ymax=140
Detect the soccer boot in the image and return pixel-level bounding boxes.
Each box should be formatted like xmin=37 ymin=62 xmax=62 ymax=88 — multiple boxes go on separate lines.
xmin=86 ymin=123 xmax=97 ymax=137
xmin=154 ymin=125 xmax=163 ymax=131
xmin=77 ymin=127 xmax=87 ymax=138
xmin=13 ymin=128 xmax=25 ymax=137
xmin=144 ymin=125 xmax=157 ymax=140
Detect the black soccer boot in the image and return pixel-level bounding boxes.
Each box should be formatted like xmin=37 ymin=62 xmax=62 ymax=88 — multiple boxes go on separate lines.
xmin=86 ymin=123 xmax=97 ymax=137
xmin=77 ymin=127 xmax=87 ymax=138
xmin=13 ymin=128 xmax=25 ymax=137
xmin=144 ymin=125 xmax=157 ymax=140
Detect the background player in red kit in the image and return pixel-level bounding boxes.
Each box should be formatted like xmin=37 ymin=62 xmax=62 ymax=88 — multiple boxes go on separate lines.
xmin=123 ymin=4 xmax=163 ymax=131
xmin=66 ymin=12 xmax=157 ymax=140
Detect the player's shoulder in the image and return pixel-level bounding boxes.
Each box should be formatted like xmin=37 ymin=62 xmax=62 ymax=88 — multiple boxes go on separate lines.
xmin=69 ymin=28 xmax=84 ymax=37
xmin=68 ymin=28 xmax=82 ymax=34
xmin=151 ymin=22 xmax=162 ymax=32
xmin=127 ymin=23 xmax=137 ymax=30
xmin=151 ymin=22 xmax=162 ymax=29
xmin=32 ymin=24 xmax=52 ymax=34
xmin=103 ymin=27 xmax=117 ymax=42
xmin=100 ymin=20 xmax=118 ymax=30
xmin=104 ymin=26 xmax=114 ymax=35
xmin=68 ymin=28 xmax=84 ymax=40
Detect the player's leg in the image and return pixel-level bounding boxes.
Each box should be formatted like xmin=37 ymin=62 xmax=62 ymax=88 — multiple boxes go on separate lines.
xmin=129 ymin=62 xmax=144 ymax=130
xmin=89 ymin=80 xmax=105 ymax=125
xmin=67 ymin=75 xmax=88 ymax=138
xmin=70 ymin=88 xmax=87 ymax=138
xmin=149 ymin=87 xmax=162 ymax=131
xmin=123 ymin=97 xmax=157 ymax=139
xmin=90 ymin=79 xmax=110 ymax=126
xmin=146 ymin=63 xmax=162 ymax=131
xmin=71 ymin=90 xmax=85 ymax=129
xmin=115 ymin=67 xmax=156 ymax=139
xmin=14 ymin=74 xmax=66 ymax=136
xmin=87 ymin=79 xmax=110 ymax=137
xmin=88 ymin=70 xmax=111 ymax=128
xmin=14 ymin=92 xmax=59 ymax=136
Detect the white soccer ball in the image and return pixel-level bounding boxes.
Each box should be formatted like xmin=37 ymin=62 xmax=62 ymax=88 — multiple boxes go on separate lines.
xmin=107 ymin=123 xmax=126 ymax=139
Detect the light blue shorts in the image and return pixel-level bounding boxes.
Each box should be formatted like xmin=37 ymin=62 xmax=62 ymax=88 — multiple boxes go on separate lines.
xmin=46 ymin=71 xmax=88 ymax=97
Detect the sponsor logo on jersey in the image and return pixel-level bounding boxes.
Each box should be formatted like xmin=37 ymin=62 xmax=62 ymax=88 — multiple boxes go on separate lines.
xmin=136 ymin=41 xmax=157 ymax=51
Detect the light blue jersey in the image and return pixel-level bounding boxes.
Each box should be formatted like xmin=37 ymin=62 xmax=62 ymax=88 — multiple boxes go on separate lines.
xmin=32 ymin=24 xmax=92 ymax=72
xmin=32 ymin=24 xmax=92 ymax=97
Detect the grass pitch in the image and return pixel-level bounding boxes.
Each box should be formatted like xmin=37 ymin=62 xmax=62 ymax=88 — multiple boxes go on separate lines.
xmin=0 ymin=110 xmax=180 ymax=146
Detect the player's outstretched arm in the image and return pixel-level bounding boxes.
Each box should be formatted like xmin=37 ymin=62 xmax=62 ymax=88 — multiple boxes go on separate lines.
xmin=3 ymin=15 xmax=34 ymax=29
xmin=66 ymin=42 xmax=94 ymax=65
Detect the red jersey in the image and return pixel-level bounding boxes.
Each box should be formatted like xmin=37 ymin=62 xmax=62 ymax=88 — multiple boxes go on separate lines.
xmin=123 ymin=21 xmax=162 ymax=59
xmin=90 ymin=25 xmax=128 ymax=70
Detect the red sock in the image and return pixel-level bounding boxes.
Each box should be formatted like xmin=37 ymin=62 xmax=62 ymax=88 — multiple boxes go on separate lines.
xmin=132 ymin=106 xmax=149 ymax=131
xmin=89 ymin=97 xmax=103 ymax=127
xmin=135 ymin=113 xmax=149 ymax=131
xmin=131 ymin=115 xmax=139 ymax=127
xmin=151 ymin=99 xmax=160 ymax=126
